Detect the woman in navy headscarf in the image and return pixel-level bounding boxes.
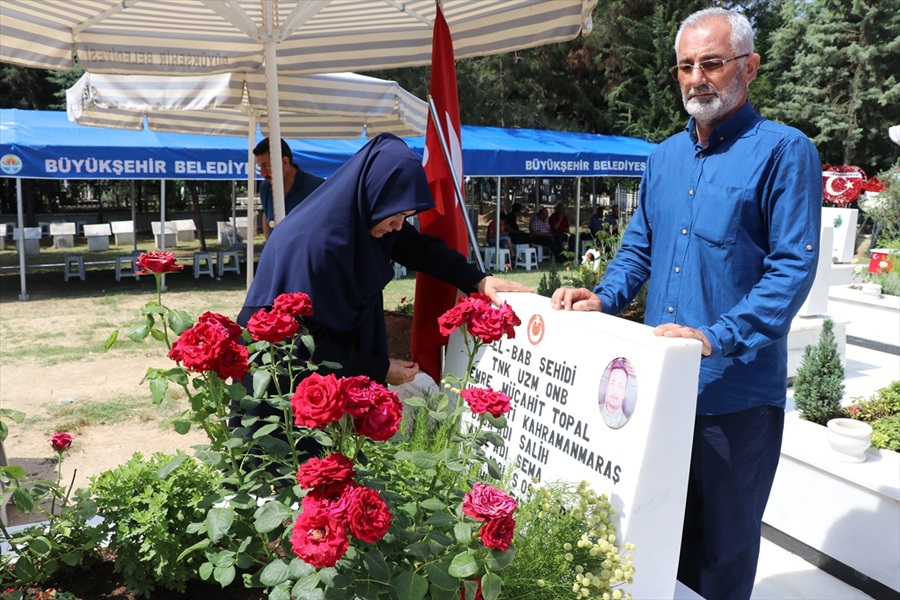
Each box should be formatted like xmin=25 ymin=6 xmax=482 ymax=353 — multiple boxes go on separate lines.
xmin=239 ymin=133 xmax=526 ymax=385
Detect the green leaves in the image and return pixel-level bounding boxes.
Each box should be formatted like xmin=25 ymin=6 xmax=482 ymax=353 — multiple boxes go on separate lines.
xmin=449 ymin=550 xmax=479 ymax=578
xmin=254 ymin=498 xmax=293 ymax=533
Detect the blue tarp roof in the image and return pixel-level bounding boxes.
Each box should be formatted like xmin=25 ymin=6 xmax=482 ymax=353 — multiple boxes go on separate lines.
xmin=1 ymin=109 xmax=654 ymax=180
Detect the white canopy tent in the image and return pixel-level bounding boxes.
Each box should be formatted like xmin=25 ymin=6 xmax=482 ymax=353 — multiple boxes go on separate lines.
xmin=0 ymin=0 xmax=597 ymax=227
xmin=66 ymin=70 xmax=429 ymax=286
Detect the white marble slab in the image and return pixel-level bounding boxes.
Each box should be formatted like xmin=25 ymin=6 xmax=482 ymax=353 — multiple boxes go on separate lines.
xmin=445 ymin=292 xmax=702 ymax=600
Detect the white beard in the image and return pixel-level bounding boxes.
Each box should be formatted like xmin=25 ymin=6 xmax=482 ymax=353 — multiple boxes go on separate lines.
xmin=683 ymin=72 xmax=744 ymax=126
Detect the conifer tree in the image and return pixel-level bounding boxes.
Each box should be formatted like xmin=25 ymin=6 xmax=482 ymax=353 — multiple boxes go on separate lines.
xmin=765 ymin=0 xmax=900 ymax=171
xmin=793 ymin=318 xmax=845 ymax=425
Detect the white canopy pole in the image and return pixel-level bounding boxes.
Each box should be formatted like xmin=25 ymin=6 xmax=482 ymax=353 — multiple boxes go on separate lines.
xmin=264 ymin=0 xmax=285 ymax=225
xmin=246 ymin=112 xmax=257 ymax=288
xmin=16 ymin=178 xmax=27 ymax=301
xmin=575 ymin=177 xmax=582 ymax=256
xmin=160 ymin=180 xmax=167 ymax=292
xmin=495 ymin=176 xmax=502 ymax=267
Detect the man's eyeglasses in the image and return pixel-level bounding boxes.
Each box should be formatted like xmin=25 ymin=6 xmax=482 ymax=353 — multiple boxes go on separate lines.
xmin=668 ymin=54 xmax=750 ymax=80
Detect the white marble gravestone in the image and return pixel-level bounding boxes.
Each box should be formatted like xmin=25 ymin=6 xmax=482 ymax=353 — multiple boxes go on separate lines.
xmin=83 ymin=223 xmax=111 ymax=251
xmin=445 ymin=292 xmax=702 ymax=600
xmin=821 ymin=207 xmax=858 ymax=263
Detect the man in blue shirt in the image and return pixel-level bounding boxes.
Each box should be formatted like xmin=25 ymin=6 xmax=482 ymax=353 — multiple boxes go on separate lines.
xmin=552 ymin=8 xmax=821 ymax=599
xmin=253 ymin=137 xmax=325 ymax=239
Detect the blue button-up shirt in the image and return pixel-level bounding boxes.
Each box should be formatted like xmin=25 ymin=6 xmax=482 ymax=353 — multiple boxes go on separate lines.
xmin=595 ymin=102 xmax=821 ymax=414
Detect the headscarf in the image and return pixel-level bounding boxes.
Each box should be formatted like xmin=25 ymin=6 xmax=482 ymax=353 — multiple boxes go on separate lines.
xmin=242 ymin=133 xmax=434 ymax=357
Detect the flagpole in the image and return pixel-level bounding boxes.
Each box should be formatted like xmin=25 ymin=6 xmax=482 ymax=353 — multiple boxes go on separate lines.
xmin=427 ymin=96 xmax=486 ymax=272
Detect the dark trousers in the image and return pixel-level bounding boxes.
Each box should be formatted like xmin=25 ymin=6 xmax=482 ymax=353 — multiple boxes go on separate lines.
xmin=677 ymin=404 xmax=784 ymax=600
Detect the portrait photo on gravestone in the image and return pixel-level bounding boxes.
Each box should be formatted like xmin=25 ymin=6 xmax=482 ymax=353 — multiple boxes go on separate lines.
xmin=598 ymin=357 xmax=638 ymax=429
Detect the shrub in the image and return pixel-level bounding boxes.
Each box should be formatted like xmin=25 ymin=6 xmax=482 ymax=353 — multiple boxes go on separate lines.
xmin=844 ymin=380 xmax=900 ymax=422
xmin=536 ymin=261 xmax=563 ymax=297
xmin=88 ymin=452 xmax=219 ymax=598
xmin=871 ymin=415 xmax=900 ymax=452
xmin=501 ymin=480 xmax=636 ymax=599
xmin=793 ymin=318 xmax=845 ymax=425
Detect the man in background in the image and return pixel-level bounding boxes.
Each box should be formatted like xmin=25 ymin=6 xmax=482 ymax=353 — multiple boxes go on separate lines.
xmin=254 ymin=137 xmax=325 ymax=239
xmin=551 ymin=8 xmax=821 ymax=599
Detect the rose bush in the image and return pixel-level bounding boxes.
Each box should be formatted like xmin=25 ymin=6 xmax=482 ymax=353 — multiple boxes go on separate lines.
xmin=2 ymin=253 xmax=637 ymax=599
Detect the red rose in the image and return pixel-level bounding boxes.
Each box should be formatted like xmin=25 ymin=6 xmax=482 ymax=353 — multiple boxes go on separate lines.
xmin=297 ymin=453 xmax=356 ymax=496
xmin=461 ymin=387 xmax=511 ymax=418
xmin=462 ymin=482 xmax=517 ymax=521
xmin=291 ymin=373 xmax=346 ymax=429
xmin=438 ymin=299 xmax=476 ymax=337
xmin=213 ymin=341 xmax=250 ymax=380
xmin=169 ymin=322 xmax=226 ymax=372
xmin=272 ymin=292 xmax=314 ymax=318
xmin=197 ymin=312 xmax=243 ymax=340
xmin=247 ymin=308 xmax=300 ymax=344
xmin=353 ymin=387 xmax=403 ymax=442
xmin=290 ymin=508 xmax=349 ymax=569
xmin=437 ymin=294 xmax=520 ymax=344
xmin=478 ymin=515 xmax=516 ymax=551
xmin=135 ymin=251 xmax=183 ymax=274
xmin=467 ymin=299 xmax=520 ymax=344
xmin=169 ymin=322 xmax=248 ymax=380
xmin=345 ymin=486 xmax=392 ymax=543
xmin=49 ymin=432 xmax=73 ymax=452
xmin=340 ymin=375 xmax=376 ymax=418
xmin=302 ymin=487 xmax=353 ymax=521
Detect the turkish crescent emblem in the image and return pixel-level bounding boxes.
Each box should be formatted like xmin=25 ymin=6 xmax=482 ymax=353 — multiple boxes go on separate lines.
xmin=527 ymin=314 xmax=545 ymax=345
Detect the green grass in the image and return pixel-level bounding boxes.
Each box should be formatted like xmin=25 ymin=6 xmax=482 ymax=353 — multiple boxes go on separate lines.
xmin=25 ymin=394 xmax=183 ymax=434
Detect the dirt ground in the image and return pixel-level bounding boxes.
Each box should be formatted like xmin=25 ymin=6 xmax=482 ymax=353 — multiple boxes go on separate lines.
xmin=0 ymin=273 xmax=248 ymax=526
xmin=0 ymin=271 xmax=414 ymax=527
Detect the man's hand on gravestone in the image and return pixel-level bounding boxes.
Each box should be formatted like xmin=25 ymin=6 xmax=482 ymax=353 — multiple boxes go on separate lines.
xmin=653 ymin=323 xmax=712 ymax=356
xmin=550 ymin=287 xmax=602 ymax=312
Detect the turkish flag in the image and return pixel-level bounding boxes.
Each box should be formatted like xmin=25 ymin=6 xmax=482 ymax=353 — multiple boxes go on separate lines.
xmin=411 ymin=4 xmax=468 ymax=384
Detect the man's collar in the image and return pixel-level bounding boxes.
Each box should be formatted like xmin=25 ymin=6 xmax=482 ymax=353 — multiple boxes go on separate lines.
xmin=685 ymin=101 xmax=757 ymax=148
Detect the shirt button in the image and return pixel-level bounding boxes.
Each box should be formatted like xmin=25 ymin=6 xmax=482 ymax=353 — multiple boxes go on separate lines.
xmin=806 ymin=244 xmax=813 ymax=251
xmin=675 ymin=266 xmax=681 ymax=273
xmin=668 ymin=307 xmax=675 ymax=313
xmin=689 ymin=189 xmax=694 ymax=195
xmin=698 ymin=153 xmax=705 ymax=159
xmin=682 ymin=228 xmax=688 ymax=235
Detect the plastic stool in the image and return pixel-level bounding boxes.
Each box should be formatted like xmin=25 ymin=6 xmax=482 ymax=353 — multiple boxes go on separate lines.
xmin=483 ymin=247 xmax=511 ymax=271
xmin=115 ymin=251 xmax=143 ymax=282
xmin=217 ymin=249 xmax=241 ymax=276
xmin=533 ymin=244 xmax=547 ymax=262
xmin=515 ymin=246 xmax=538 ymax=271
xmin=193 ymin=251 xmax=214 ymax=279
xmin=63 ymin=254 xmax=85 ymax=282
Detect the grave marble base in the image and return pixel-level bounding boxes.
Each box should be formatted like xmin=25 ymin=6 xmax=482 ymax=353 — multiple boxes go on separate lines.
xmin=20 ymin=239 xmax=39 ymax=255
xmin=53 ymin=235 xmax=74 ymax=249
xmin=763 ymin=416 xmax=900 ymax=592
xmin=827 ymin=285 xmax=900 ymax=349
xmin=87 ymin=236 xmax=110 ymax=251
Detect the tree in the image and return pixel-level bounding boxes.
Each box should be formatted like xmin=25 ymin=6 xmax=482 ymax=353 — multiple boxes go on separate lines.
xmin=0 ymin=64 xmax=82 ymax=109
xmin=765 ymin=0 xmax=900 ymax=172
xmin=793 ymin=318 xmax=845 ymax=425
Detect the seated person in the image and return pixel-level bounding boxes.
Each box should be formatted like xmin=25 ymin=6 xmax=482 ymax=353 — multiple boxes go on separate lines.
xmin=528 ymin=207 xmax=565 ymax=263
xmin=604 ymin=205 xmax=621 ymax=236
xmin=486 ymin=218 xmax=515 ymax=256
xmin=588 ymin=205 xmax=605 ymax=239
xmin=503 ymin=202 xmax=530 ymax=245
xmin=548 ymin=202 xmax=571 ymax=247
